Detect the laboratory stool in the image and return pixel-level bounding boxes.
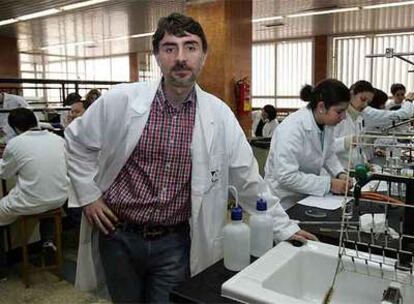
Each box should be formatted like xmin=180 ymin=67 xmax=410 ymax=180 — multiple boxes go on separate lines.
xmin=19 ymin=208 xmax=63 ymax=288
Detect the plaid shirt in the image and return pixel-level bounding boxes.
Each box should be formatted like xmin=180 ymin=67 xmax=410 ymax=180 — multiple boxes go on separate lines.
xmin=104 ymin=83 xmax=196 ymax=225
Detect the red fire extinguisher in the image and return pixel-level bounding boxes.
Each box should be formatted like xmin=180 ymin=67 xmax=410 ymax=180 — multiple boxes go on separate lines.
xmin=235 ymin=77 xmax=252 ymax=116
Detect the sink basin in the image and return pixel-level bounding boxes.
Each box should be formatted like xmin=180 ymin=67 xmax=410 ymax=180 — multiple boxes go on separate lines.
xmin=221 ymin=240 xmax=414 ymax=304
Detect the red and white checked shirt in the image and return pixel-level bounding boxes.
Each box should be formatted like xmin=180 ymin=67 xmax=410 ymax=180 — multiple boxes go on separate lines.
xmin=104 ymin=83 xmax=196 ymax=225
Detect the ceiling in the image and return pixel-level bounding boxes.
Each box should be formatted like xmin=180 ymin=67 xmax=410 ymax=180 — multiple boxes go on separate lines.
xmin=0 ymin=0 xmax=413 ymax=61
xmin=253 ymin=0 xmax=414 ymax=41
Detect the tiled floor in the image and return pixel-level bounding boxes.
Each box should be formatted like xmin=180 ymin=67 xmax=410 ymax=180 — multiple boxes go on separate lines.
xmin=0 ymin=225 xmax=111 ymax=304
xmin=0 ymin=269 xmax=110 ymax=304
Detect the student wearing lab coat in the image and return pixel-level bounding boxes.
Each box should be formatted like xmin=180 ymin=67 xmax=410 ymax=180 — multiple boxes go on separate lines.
xmin=334 ymin=81 xmax=414 ymax=169
xmin=386 ymin=83 xmax=406 ymax=110
xmin=265 ymin=79 xmax=351 ymax=210
xmin=252 ymin=104 xmax=279 ymax=137
xmin=0 ymin=108 xmax=69 ymax=225
xmin=333 ymin=80 xmax=376 ymax=169
xmin=0 ymin=92 xmax=29 ymax=143
xmin=363 ymin=82 xmax=413 ymax=131
xmin=364 ymin=89 xmax=389 ymax=160
xmin=65 ymin=13 xmax=315 ymax=304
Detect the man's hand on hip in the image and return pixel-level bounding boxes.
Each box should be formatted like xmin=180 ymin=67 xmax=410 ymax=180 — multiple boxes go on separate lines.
xmin=83 ymin=197 xmax=118 ymax=234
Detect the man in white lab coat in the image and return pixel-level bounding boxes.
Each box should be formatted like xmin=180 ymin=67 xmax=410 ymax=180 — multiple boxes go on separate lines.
xmin=65 ymin=13 xmax=315 ymax=303
xmin=0 ymin=108 xmax=69 ymax=225
xmin=0 ymin=108 xmax=69 ymax=279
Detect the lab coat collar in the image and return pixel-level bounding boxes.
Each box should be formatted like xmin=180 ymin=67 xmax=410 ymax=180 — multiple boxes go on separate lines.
xmin=347 ymin=104 xmax=361 ymax=122
xmin=130 ymin=79 xmax=160 ymax=115
xmin=129 ymin=78 xmax=215 ymax=152
xmin=194 ymin=84 xmax=214 ymax=153
xmin=303 ymin=107 xmax=321 ymax=132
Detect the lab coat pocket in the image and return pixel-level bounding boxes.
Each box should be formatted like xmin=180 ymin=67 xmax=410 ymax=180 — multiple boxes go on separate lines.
xmin=204 ymin=154 xmax=224 ymax=194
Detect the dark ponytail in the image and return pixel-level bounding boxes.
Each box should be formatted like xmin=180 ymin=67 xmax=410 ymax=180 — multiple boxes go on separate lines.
xmin=300 ymin=85 xmax=313 ymax=102
xmin=301 ymin=79 xmax=350 ymax=110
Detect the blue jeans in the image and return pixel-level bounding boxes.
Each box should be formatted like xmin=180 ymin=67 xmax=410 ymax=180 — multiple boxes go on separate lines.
xmin=99 ymin=225 xmax=190 ymax=303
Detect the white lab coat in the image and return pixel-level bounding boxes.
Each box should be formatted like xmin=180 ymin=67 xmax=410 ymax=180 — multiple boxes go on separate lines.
xmin=363 ymin=101 xmax=414 ymax=130
xmin=0 ymin=130 xmax=69 ymax=225
xmin=251 ymin=110 xmax=261 ymax=137
xmin=262 ymin=119 xmax=278 ymax=138
xmin=333 ymin=102 xmax=414 ymax=167
xmin=265 ymin=107 xmax=344 ymax=210
xmin=385 ymin=100 xmax=400 ymax=110
xmin=252 ymin=111 xmax=278 ymax=138
xmin=65 ymin=80 xmax=299 ymax=292
xmin=333 ymin=112 xmax=365 ymax=169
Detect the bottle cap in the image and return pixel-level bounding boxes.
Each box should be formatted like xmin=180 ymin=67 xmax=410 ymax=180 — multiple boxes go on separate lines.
xmin=231 ymin=206 xmax=243 ymax=221
xmin=256 ymin=198 xmax=267 ymax=211
xmin=355 ymin=163 xmax=369 ymax=182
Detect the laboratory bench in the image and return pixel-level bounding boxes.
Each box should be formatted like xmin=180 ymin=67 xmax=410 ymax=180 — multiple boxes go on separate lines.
xmin=170 ymin=201 xmax=406 ymax=303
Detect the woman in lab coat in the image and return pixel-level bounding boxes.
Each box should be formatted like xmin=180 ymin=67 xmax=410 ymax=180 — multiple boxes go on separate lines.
xmin=333 ymin=80 xmax=376 ymax=169
xmin=386 ymin=83 xmax=406 ymax=109
xmin=265 ymin=79 xmax=351 ymax=210
xmin=252 ymin=104 xmax=279 ymax=137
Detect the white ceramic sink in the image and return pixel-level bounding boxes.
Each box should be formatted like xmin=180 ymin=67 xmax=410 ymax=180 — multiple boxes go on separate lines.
xmin=221 ymin=240 xmax=414 ymax=304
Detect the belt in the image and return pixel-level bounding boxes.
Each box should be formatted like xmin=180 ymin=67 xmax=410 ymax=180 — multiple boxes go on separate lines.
xmin=119 ymin=221 xmax=189 ymax=240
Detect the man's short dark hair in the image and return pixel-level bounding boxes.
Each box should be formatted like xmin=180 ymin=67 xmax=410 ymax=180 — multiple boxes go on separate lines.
xmin=64 ymin=92 xmax=82 ymax=106
xmin=390 ymin=83 xmax=406 ymax=95
xmin=152 ymin=13 xmax=208 ymax=54
xmin=8 ymin=108 xmax=37 ymax=133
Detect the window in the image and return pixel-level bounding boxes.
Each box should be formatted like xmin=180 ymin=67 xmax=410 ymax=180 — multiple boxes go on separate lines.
xmin=332 ymin=32 xmax=414 ymax=93
xmin=138 ymin=52 xmax=161 ymax=82
xmin=19 ymin=53 xmax=130 ymax=103
xmin=252 ymin=39 xmax=313 ymax=109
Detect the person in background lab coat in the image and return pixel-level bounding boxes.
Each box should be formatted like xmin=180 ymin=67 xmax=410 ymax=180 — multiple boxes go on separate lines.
xmin=252 ymin=104 xmax=278 ymax=137
xmin=363 ymin=84 xmax=413 ymax=131
xmin=364 ymin=89 xmax=389 ymax=160
xmin=0 ymin=108 xmax=69 ymax=279
xmin=333 ymin=80 xmax=375 ymax=169
xmin=334 ymin=81 xmax=414 ymax=169
xmin=0 ymin=108 xmax=69 ymax=225
xmin=386 ymin=83 xmax=406 ymax=110
xmin=265 ymin=79 xmax=351 ymax=210
xmin=0 ymin=92 xmax=29 ymax=143
xmin=65 ymin=13 xmax=316 ymax=304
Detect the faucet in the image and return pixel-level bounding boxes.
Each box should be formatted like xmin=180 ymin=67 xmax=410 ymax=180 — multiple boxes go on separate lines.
xmin=381 ymin=282 xmax=402 ymax=304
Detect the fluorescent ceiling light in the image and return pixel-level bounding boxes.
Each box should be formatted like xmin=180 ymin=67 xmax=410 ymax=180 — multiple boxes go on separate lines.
xmin=0 ymin=0 xmax=111 ymax=27
xmin=376 ymin=31 xmax=414 ymax=37
xmin=103 ymin=32 xmax=154 ymax=42
xmin=130 ymin=32 xmax=154 ymax=38
xmin=61 ymin=0 xmax=111 ymax=11
xmin=18 ymin=8 xmax=60 ymax=21
xmin=252 ymin=16 xmax=283 ymax=23
xmin=40 ymin=40 xmax=95 ymax=50
xmin=0 ymin=18 xmax=17 ymax=26
xmin=363 ymin=0 xmax=414 ymax=9
xmin=103 ymin=36 xmax=130 ymax=42
xmin=287 ymin=7 xmax=359 ymax=18
xmin=41 ymin=32 xmax=153 ymax=50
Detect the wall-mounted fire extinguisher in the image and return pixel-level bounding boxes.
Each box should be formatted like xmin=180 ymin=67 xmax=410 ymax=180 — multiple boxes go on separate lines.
xmin=235 ymin=77 xmax=252 ymax=116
